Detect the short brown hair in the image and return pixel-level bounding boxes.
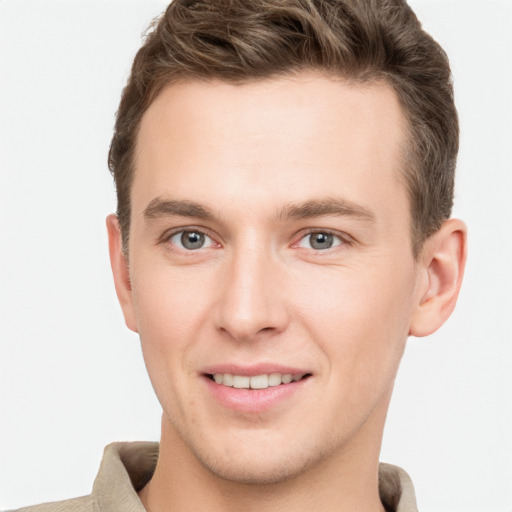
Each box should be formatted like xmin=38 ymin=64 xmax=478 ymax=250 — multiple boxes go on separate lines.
xmin=109 ymin=0 xmax=458 ymax=256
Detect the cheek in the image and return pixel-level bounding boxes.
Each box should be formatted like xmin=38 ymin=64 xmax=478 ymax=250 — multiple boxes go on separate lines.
xmin=292 ymin=257 xmax=416 ymax=384
xmin=129 ymin=270 xmax=210 ymax=423
xmin=296 ymin=256 xmax=414 ymax=329
xmin=129 ymin=265 xmax=211 ymax=384
xmin=132 ymin=259 xmax=211 ymax=334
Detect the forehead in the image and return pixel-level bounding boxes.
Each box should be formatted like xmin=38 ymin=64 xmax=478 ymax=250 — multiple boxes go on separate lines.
xmin=133 ymin=73 xmax=408 ymax=220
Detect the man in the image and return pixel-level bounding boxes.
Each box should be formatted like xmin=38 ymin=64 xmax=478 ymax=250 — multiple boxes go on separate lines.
xmin=14 ymin=0 xmax=466 ymax=511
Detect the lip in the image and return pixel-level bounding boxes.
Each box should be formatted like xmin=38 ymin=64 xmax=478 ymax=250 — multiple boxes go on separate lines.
xmin=202 ymin=363 xmax=309 ymax=377
xmin=201 ymin=364 xmax=312 ymax=413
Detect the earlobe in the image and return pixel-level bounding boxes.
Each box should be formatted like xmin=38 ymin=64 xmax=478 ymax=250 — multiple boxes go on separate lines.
xmin=106 ymin=214 xmax=138 ymax=333
xmin=409 ymin=218 xmax=467 ymax=337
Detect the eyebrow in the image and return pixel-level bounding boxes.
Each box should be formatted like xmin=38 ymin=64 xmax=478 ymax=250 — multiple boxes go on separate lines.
xmin=278 ymin=197 xmax=375 ymax=221
xmin=144 ymin=198 xmax=215 ymax=221
xmin=143 ymin=196 xmax=374 ymax=223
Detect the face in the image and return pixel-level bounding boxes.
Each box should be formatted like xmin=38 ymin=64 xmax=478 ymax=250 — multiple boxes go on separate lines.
xmin=112 ymin=73 xmax=427 ymax=484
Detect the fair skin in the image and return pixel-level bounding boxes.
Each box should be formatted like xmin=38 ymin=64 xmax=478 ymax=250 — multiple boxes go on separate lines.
xmin=107 ymin=73 xmax=466 ymax=512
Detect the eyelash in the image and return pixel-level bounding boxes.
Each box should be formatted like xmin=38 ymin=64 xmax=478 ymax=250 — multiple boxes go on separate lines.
xmin=294 ymin=229 xmax=348 ymax=252
xmin=161 ymin=227 xmax=350 ymax=253
xmin=162 ymin=227 xmax=219 ymax=252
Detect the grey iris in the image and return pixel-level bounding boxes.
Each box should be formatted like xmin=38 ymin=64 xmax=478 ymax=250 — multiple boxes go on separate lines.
xmin=310 ymin=232 xmax=334 ymax=250
xmin=181 ymin=231 xmax=205 ymax=250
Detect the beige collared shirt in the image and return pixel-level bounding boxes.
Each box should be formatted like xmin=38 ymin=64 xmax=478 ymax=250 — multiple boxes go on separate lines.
xmin=13 ymin=442 xmax=418 ymax=512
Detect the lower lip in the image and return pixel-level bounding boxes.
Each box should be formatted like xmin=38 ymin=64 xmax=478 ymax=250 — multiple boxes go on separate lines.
xmin=203 ymin=376 xmax=309 ymax=413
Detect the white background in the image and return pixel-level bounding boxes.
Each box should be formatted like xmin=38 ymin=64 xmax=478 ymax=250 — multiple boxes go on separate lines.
xmin=0 ymin=1 xmax=511 ymax=510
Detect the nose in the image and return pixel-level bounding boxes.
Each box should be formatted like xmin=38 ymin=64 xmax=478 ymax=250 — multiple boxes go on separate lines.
xmin=214 ymin=241 xmax=290 ymax=342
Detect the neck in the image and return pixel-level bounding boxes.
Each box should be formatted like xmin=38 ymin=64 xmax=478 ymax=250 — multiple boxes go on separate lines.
xmin=138 ymin=399 xmax=390 ymax=512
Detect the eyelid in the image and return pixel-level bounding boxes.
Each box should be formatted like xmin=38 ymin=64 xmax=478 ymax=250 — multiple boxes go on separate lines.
xmin=160 ymin=226 xmax=222 ymax=250
xmin=292 ymin=228 xmax=352 ymax=250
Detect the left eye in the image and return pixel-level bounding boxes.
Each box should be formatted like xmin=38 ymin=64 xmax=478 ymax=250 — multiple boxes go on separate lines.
xmin=297 ymin=232 xmax=343 ymax=251
xmin=169 ymin=230 xmax=215 ymax=250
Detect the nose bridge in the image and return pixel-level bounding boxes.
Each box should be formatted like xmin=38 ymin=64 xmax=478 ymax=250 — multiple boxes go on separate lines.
xmin=215 ymin=234 xmax=288 ymax=341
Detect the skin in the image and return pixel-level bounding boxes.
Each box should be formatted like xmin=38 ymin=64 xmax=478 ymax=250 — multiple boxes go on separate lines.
xmin=107 ymin=73 xmax=466 ymax=512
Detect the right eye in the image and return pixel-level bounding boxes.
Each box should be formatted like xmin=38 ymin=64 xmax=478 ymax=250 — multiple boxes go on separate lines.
xmin=168 ymin=230 xmax=216 ymax=251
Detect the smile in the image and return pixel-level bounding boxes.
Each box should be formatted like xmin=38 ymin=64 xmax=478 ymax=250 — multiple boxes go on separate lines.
xmin=210 ymin=373 xmax=307 ymax=389
xmin=203 ymin=368 xmax=312 ymax=413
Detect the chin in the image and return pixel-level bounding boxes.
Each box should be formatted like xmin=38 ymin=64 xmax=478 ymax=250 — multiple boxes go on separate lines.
xmin=199 ymin=455 xmax=308 ymax=485
xmin=187 ymin=434 xmax=336 ymax=486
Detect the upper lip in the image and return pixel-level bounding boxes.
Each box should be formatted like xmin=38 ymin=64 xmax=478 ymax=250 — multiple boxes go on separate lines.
xmin=201 ymin=363 xmax=311 ymax=377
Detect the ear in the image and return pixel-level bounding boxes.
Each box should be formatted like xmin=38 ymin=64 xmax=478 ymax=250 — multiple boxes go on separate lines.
xmin=106 ymin=214 xmax=138 ymax=333
xmin=409 ymin=218 xmax=467 ymax=337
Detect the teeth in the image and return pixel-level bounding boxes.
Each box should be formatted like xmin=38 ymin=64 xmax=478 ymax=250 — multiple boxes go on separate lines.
xmin=250 ymin=374 xmax=268 ymax=389
xmin=223 ymin=374 xmax=234 ymax=386
xmin=268 ymin=373 xmax=282 ymax=386
xmin=212 ymin=373 xmax=305 ymax=389
xmin=233 ymin=375 xmax=250 ymax=389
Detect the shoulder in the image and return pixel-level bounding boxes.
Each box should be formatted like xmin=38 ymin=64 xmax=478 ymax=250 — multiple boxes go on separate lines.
xmin=378 ymin=463 xmax=418 ymax=512
xmin=7 ymin=495 xmax=94 ymax=512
